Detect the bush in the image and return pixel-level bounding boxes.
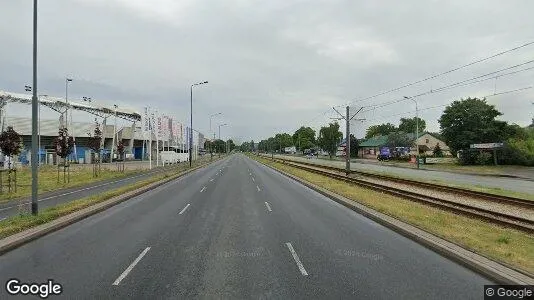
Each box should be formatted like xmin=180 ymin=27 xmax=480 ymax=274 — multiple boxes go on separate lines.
xmin=499 ymin=138 xmax=534 ymax=166
xmin=475 ymin=152 xmax=493 ymax=165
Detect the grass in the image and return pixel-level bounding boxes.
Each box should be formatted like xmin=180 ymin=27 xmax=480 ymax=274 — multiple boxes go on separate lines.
xmin=0 ymin=164 xmax=141 ymax=204
xmin=273 ymin=154 xmax=534 ymax=201
xmin=252 ymin=155 xmax=534 ymax=275
xmin=0 ymin=156 xmax=220 ymax=240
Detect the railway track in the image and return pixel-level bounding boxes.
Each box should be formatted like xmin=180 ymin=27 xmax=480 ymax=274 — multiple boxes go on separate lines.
xmin=266 ymin=156 xmax=534 ymax=233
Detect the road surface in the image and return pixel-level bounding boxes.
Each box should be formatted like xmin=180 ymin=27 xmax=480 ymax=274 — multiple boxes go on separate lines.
xmin=274 ymin=154 xmax=534 ymax=195
xmin=0 ymin=154 xmax=492 ymax=299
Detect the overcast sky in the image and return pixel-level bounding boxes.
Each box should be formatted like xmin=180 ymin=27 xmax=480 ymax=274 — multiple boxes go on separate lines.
xmin=1 ymin=0 xmax=533 ymax=142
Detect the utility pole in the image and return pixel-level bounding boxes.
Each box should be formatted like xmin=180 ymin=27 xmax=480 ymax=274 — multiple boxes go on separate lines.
xmin=333 ymin=106 xmax=365 ymax=175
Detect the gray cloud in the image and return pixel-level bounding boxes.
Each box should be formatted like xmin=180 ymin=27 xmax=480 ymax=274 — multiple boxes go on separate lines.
xmin=1 ymin=0 xmax=533 ymax=142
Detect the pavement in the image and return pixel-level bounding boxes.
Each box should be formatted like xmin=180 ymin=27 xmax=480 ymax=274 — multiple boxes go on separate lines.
xmin=0 ymin=154 xmax=492 ymax=299
xmin=0 ymin=160 xmax=208 ymax=221
xmin=275 ymin=154 xmax=534 ymax=195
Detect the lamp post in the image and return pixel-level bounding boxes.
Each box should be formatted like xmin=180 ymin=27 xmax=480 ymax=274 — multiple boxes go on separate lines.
xmin=404 ymin=96 xmax=419 ymax=169
xmin=31 ymin=0 xmax=38 ymax=215
xmin=190 ymin=81 xmax=208 ymax=167
xmin=64 ymin=78 xmax=72 ymax=129
xmin=218 ymin=123 xmax=227 ymax=156
xmin=110 ymin=104 xmax=118 ymax=163
xmin=209 ymin=112 xmax=221 ymax=158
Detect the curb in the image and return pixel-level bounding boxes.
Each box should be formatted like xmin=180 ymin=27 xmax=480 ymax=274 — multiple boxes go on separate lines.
xmin=0 ymin=157 xmax=226 ymax=255
xmin=254 ymin=157 xmax=534 ymax=285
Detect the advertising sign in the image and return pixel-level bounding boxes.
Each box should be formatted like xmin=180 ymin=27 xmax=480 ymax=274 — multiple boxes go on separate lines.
xmin=470 ymin=143 xmax=504 ymax=149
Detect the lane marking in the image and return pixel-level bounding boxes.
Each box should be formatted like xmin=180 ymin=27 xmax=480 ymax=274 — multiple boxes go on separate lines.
xmin=209 ymin=178 xmax=214 ymax=182
xmin=264 ymin=202 xmax=272 ymax=212
xmin=256 ymin=185 xmax=261 ymax=192
xmin=285 ymin=242 xmax=308 ymax=276
xmin=179 ymin=204 xmax=191 ymax=215
xmin=113 ymin=247 xmax=151 ymax=285
xmin=251 ymin=177 xmax=255 ymax=182
xmin=0 ymin=217 xmax=7 ymax=222
xmin=200 ymin=186 xmax=207 ymax=193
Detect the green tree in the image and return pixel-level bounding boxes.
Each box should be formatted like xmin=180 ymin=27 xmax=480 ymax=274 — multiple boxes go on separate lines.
xmin=274 ymin=133 xmax=293 ymax=152
xmin=398 ymin=117 xmax=426 ymax=133
xmin=293 ymin=126 xmax=316 ymax=153
xmin=250 ymin=140 xmax=255 ymax=151
xmin=438 ymin=98 xmax=507 ymax=155
xmin=349 ymin=134 xmax=358 ymax=158
xmin=317 ymin=122 xmax=343 ymax=159
xmin=433 ymin=143 xmax=443 ymax=157
xmin=0 ymin=126 xmax=22 ymax=169
xmin=385 ymin=131 xmax=412 ymax=148
xmin=212 ymin=139 xmax=226 ymax=153
xmin=365 ymin=123 xmax=397 ymax=139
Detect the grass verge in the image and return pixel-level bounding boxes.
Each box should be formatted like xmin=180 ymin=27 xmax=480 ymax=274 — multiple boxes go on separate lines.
xmin=253 ymin=155 xmax=534 ymax=275
xmin=0 ymin=157 xmax=220 ymax=240
xmin=271 ymin=155 xmax=534 ymax=201
xmin=0 ymin=165 xmax=141 ymax=204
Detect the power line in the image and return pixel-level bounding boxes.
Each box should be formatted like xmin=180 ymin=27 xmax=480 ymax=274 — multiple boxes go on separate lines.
xmin=343 ymin=41 xmax=534 ymax=106
xmin=366 ymin=86 xmax=533 ymax=122
xmin=359 ymin=60 xmax=534 ymax=114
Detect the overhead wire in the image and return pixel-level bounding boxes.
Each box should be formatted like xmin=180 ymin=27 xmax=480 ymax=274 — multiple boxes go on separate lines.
xmin=340 ymin=40 xmax=534 ymax=107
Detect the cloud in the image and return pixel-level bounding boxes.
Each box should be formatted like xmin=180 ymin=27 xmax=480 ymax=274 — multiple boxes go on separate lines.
xmin=0 ymin=0 xmax=533 ymax=142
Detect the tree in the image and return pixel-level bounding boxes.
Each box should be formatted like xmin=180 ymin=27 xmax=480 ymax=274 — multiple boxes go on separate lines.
xmin=54 ymin=127 xmax=74 ymax=183
xmin=317 ymin=122 xmax=343 ymax=159
xmin=250 ymin=140 xmax=255 ymax=152
xmin=227 ymin=139 xmax=236 ymax=152
xmin=274 ymin=133 xmax=293 ymax=152
xmin=0 ymin=126 xmax=22 ymax=169
xmin=88 ymin=121 xmax=103 ymax=177
xmin=293 ymin=126 xmax=316 ymax=153
xmin=349 ymin=134 xmax=358 ymax=158
xmin=385 ymin=131 xmax=412 ymax=148
xmin=365 ymin=123 xmax=397 ymax=139
xmin=439 ymin=98 xmax=507 ymax=155
xmin=398 ymin=117 xmax=426 ymax=134
xmin=212 ymin=139 xmax=226 ymax=153
xmin=433 ymin=144 xmax=443 ymax=157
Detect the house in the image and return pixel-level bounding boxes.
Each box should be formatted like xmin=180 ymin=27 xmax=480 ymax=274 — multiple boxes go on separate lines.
xmin=358 ymin=132 xmax=451 ymax=159
xmin=358 ymin=135 xmax=388 ymax=159
xmin=284 ymin=146 xmax=297 ymax=154
xmin=412 ymin=132 xmax=451 ymax=156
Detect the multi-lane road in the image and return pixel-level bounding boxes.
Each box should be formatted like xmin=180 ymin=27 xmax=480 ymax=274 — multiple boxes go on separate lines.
xmin=0 ymin=154 xmax=492 ymax=299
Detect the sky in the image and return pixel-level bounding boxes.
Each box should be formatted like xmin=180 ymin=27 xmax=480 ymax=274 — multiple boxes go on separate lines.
xmin=1 ymin=0 xmax=533 ymax=143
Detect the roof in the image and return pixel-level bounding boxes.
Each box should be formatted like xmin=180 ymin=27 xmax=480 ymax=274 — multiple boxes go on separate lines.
xmin=359 ymin=135 xmax=388 ymax=147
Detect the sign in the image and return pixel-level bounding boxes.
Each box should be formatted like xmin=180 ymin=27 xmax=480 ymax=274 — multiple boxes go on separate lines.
xmin=142 ymin=107 xmax=150 ymax=139
xmin=425 ymin=157 xmax=458 ymax=164
xmin=470 ymin=143 xmax=504 ymax=149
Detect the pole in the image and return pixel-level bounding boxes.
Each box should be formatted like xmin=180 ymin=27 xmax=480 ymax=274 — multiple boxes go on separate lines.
xmin=38 ymin=98 xmax=41 ymax=165
xmin=345 ymin=106 xmax=350 ymax=175
xmin=111 ymin=107 xmax=116 ymax=163
xmin=31 ymin=0 xmax=38 ymax=215
xmin=189 ymin=86 xmax=193 ymax=167
xmin=415 ymin=100 xmax=420 ymax=169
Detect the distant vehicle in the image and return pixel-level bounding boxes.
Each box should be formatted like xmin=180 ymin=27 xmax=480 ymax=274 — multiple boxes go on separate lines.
xmin=377 ymin=147 xmax=391 ymax=161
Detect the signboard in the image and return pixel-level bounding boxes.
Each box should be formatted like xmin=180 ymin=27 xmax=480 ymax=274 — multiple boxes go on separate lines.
xmin=470 ymin=143 xmax=504 ymax=149
xmin=142 ymin=107 xmax=150 ymax=139
xmin=425 ymin=157 xmax=458 ymax=164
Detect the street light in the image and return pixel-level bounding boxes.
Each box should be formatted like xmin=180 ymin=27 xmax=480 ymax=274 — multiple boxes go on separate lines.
xmin=190 ymin=80 xmax=208 ymax=167
xmin=31 ymin=0 xmax=38 ymax=215
xmin=404 ymin=96 xmax=419 ymax=169
xmin=65 ymin=78 xmax=73 ymax=129
xmin=209 ymin=112 xmax=221 ymax=158
xmin=218 ymin=123 xmax=227 ymax=156
xmin=111 ymin=104 xmax=118 ymax=163
xmin=82 ymin=96 xmax=92 ymax=103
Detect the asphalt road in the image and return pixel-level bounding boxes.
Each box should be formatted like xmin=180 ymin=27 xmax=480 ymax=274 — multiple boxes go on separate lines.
xmin=0 ymin=154 xmax=492 ymax=299
xmin=274 ymin=154 xmax=534 ymax=195
xmin=0 ymin=161 xmax=205 ymax=221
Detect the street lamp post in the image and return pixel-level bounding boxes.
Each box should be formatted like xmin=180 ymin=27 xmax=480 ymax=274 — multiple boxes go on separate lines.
xmin=31 ymin=0 xmax=38 ymax=215
xmin=218 ymin=123 xmax=227 ymax=156
xmin=404 ymin=96 xmax=419 ymax=169
xmin=209 ymin=112 xmax=221 ymax=158
xmin=111 ymin=104 xmax=118 ymax=163
xmin=190 ymin=81 xmax=208 ymax=167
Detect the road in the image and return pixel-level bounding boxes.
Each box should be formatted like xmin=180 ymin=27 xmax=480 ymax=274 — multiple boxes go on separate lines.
xmin=274 ymin=154 xmax=534 ymax=195
xmin=0 ymin=154 xmax=492 ymax=299
xmin=0 ymin=161 xmax=201 ymax=221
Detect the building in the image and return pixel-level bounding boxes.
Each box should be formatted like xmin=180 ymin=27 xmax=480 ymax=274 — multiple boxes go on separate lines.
xmin=357 ymin=132 xmax=451 ymax=159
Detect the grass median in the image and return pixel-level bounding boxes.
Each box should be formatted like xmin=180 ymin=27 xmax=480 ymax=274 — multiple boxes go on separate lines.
xmin=0 ymin=156 xmax=221 ymax=240
xmin=252 ymin=155 xmax=534 ymax=275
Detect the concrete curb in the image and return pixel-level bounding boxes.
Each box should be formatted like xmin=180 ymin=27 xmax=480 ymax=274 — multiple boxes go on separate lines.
xmin=254 ymin=157 xmax=534 ymax=285
xmin=0 ymin=157 xmax=225 ymax=255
